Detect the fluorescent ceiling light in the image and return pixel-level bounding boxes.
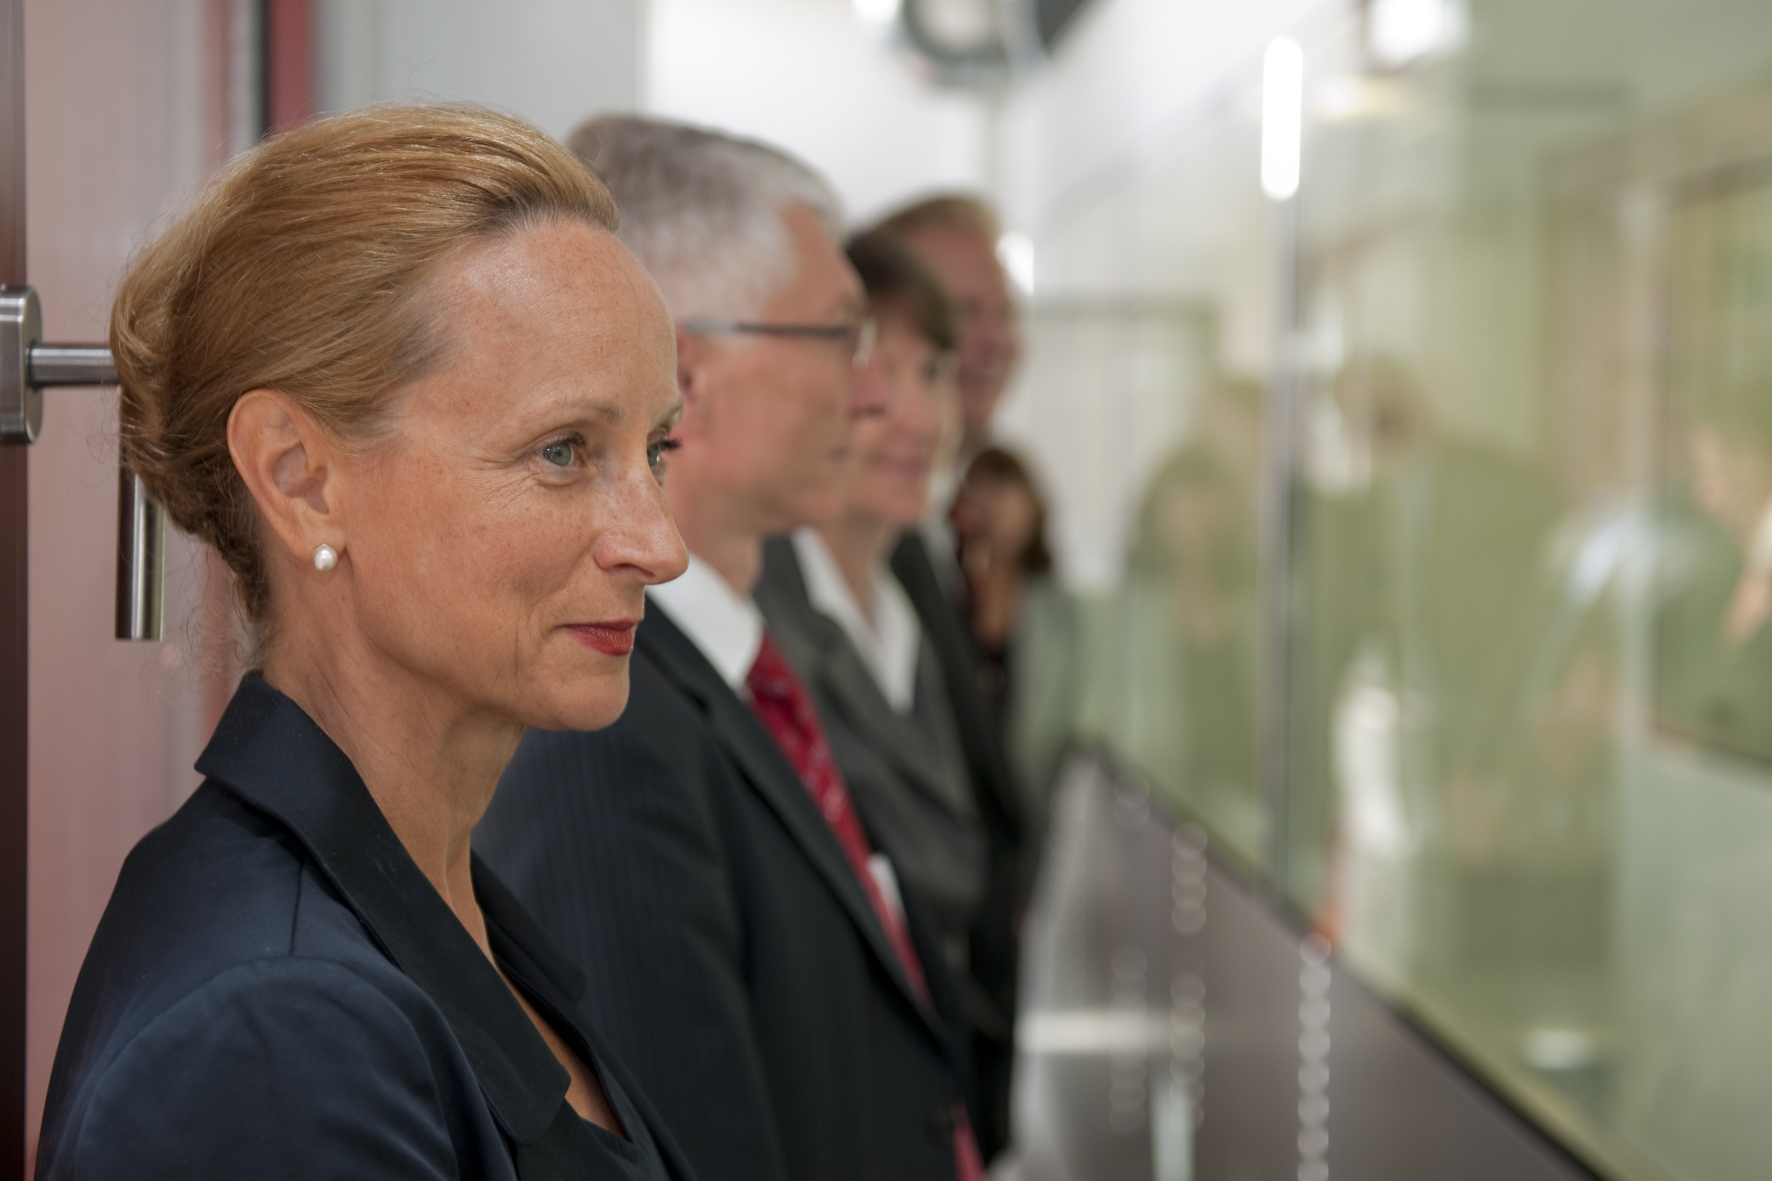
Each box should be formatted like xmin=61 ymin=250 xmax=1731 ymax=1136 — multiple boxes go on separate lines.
xmin=1369 ymin=0 xmax=1464 ymax=66
xmin=997 ymin=231 xmax=1035 ymax=293
xmin=1261 ymin=38 xmax=1304 ymax=201
xmin=854 ymin=0 xmax=901 ymax=30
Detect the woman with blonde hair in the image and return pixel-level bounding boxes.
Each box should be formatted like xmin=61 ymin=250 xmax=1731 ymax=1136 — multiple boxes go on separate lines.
xmin=35 ymin=107 xmax=693 ymax=1179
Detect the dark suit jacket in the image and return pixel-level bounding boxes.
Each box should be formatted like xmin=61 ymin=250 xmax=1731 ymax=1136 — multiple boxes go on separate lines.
xmin=754 ymin=536 xmax=987 ymax=992
xmin=36 ymin=673 xmax=691 ymax=1181
xmin=890 ymin=530 xmax=1027 ymax=1156
xmin=477 ymin=609 xmax=975 ymax=1181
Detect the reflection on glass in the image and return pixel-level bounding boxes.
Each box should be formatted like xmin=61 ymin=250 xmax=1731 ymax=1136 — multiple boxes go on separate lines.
xmin=1009 ymin=1 xmax=1772 ymax=1178
xmin=1280 ymin=3 xmax=1772 ymax=1178
xmin=1078 ymin=410 xmax=1264 ymax=863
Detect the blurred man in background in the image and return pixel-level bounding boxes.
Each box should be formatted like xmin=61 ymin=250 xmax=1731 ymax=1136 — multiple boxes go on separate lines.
xmin=875 ymin=196 xmax=1023 ymax=463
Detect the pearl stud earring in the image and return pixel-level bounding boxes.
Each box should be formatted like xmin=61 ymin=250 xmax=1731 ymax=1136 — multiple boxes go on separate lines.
xmin=312 ymin=544 xmax=339 ymax=572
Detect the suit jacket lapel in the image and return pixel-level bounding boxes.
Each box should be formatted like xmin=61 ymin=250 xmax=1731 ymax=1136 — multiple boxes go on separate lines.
xmin=637 ymin=610 xmax=946 ymax=1038
xmin=762 ymin=537 xmax=971 ymax=821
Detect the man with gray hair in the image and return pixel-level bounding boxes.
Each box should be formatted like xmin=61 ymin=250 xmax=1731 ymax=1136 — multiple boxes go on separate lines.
xmin=479 ymin=116 xmax=986 ymax=1181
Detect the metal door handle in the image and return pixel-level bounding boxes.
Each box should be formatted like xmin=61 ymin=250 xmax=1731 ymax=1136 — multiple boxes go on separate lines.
xmin=3 ymin=285 xmax=163 ymax=640
xmin=31 ymin=344 xmax=118 ymax=390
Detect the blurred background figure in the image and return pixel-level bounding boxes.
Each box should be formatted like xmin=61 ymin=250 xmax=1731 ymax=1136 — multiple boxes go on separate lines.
xmin=1656 ymin=377 xmax=1772 ymax=765
xmin=951 ymin=447 xmax=1081 ymax=832
xmin=1077 ymin=444 xmax=1261 ymax=860
xmin=1299 ymin=356 xmax=1561 ymax=994
xmin=877 ymin=197 xmax=1023 ymax=465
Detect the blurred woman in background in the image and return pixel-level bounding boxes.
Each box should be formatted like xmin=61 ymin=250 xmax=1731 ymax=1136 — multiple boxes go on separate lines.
xmin=951 ymin=446 xmax=1080 ymax=831
xmin=35 ymin=107 xmax=693 ymax=1180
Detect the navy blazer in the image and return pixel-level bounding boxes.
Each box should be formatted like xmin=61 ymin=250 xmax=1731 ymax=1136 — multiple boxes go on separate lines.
xmin=36 ymin=674 xmax=695 ymax=1181
xmin=477 ymin=609 xmax=976 ymax=1181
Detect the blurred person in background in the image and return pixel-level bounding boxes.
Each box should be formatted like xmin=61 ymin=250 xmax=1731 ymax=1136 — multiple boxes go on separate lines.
xmin=1296 ymin=356 xmax=1560 ymax=983
xmin=754 ymin=229 xmax=1019 ymax=1158
xmin=874 ymin=196 xmax=1022 ymax=465
xmin=1655 ymin=376 xmax=1772 ymax=765
xmin=951 ymin=448 xmax=1081 ymax=835
xmin=874 ymin=194 xmax=1033 ymax=1152
xmin=1079 ymin=445 xmax=1262 ymax=858
xmin=38 ymin=107 xmax=695 ymax=1180
xmin=478 ymin=117 xmax=986 ymax=1181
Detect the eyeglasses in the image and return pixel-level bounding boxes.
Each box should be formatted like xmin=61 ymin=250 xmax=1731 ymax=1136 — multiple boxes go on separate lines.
xmin=679 ymin=316 xmax=879 ymax=370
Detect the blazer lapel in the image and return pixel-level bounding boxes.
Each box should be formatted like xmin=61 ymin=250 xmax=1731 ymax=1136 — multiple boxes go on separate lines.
xmin=810 ymin=614 xmax=974 ymax=822
xmin=637 ymin=611 xmax=946 ymax=1038
xmin=760 ymin=537 xmax=971 ymax=822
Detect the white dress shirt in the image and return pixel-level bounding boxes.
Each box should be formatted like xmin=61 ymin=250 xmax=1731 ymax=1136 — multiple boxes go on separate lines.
xmin=647 ymin=553 xmax=764 ymax=690
xmin=792 ymin=527 xmax=921 ymax=715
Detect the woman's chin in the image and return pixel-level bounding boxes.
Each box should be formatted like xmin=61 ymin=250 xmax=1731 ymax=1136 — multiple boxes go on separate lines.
xmin=527 ymin=675 xmax=631 ymax=734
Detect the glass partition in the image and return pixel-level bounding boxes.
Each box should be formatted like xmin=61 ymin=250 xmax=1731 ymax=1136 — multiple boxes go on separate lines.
xmin=1013 ymin=1 xmax=1772 ymax=1177
xmin=1000 ymin=67 xmax=1277 ymax=873
xmin=1283 ymin=2 xmax=1772 ymax=1178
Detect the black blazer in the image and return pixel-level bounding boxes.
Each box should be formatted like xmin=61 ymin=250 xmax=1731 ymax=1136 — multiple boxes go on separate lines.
xmin=477 ymin=609 xmax=976 ymax=1181
xmin=890 ymin=530 xmax=1028 ymax=1156
xmin=36 ymin=674 xmax=693 ymax=1181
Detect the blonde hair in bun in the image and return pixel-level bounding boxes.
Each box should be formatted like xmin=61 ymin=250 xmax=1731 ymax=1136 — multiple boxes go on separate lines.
xmin=112 ymin=104 xmax=618 ymax=629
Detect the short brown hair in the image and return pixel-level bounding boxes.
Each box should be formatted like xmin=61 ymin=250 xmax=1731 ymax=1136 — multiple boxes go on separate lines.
xmin=113 ymin=105 xmax=617 ymax=627
xmin=871 ymin=194 xmax=1000 ymax=244
xmin=845 ymin=230 xmax=957 ymax=353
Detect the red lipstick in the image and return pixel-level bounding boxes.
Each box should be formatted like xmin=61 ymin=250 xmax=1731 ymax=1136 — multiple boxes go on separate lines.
xmin=567 ymin=620 xmax=639 ymax=657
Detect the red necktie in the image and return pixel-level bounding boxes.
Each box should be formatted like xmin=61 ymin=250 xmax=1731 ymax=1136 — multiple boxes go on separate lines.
xmin=746 ymin=633 xmax=986 ymax=1181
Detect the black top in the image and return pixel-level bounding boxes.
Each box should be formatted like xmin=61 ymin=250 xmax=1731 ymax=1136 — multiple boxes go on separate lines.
xmin=36 ymin=673 xmax=694 ymax=1181
xmin=478 ymin=609 xmax=976 ymax=1181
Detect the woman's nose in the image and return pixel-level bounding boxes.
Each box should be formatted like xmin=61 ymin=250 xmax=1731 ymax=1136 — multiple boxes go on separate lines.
xmin=597 ymin=470 xmax=688 ymax=585
xmin=851 ymin=356 xmax=891 ymax=419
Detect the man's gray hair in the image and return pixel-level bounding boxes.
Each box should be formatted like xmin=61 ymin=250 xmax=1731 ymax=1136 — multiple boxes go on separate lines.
xmin=567 ymin=115 xmax=844 ymax=321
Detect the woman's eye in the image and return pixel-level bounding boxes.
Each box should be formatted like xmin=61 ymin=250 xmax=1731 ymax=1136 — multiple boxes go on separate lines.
xmin=540 ymin=441 xmax=575 ymax=467
xmin=647 ymin=437 xmax=681 ymax=473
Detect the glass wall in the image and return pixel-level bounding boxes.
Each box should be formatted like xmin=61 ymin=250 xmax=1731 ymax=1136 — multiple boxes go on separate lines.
xmin=1009 ymin=1 xmax=1772 ymax=1178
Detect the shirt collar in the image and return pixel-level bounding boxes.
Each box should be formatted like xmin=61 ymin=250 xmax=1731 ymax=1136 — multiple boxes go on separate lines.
xmin=193 ymin=673 xmax=573 ymax=1145
xmin=647 ymin=552 xmax=765 ymax=689
xmin=791 ymin=527 xmax=920 ymax=714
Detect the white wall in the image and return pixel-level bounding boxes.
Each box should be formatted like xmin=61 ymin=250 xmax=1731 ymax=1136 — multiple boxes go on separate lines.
xmin=1000 ymin=0 xmax=1336 ymax=240
xmin=644 ymin=0 xmax=988 ymax=224
xmin=315 ymin=0 xmax=642 ymax=140
xmin=985 ymin=0 xmax=1338 ymax=586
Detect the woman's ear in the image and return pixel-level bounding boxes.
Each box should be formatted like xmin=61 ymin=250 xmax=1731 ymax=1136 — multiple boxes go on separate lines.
xmin=227 ymin=390 xmax=339 ymax=561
